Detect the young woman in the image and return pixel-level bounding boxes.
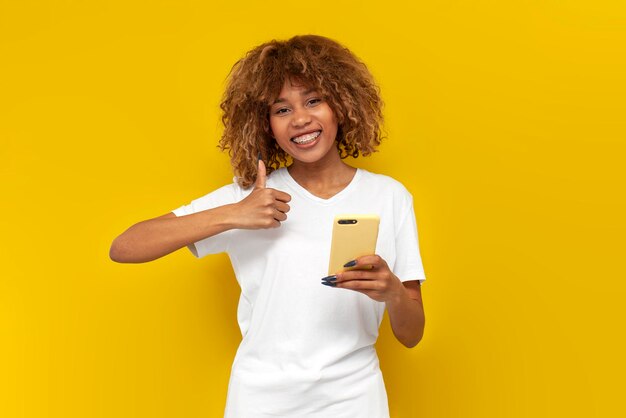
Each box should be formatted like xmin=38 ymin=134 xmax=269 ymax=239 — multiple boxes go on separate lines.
xmin=110 ymin=34 xmax=427 ymax=418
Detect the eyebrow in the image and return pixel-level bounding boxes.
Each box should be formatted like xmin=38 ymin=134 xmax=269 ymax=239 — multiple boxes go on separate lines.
xmin=272 ymin=89 xmax=317 ymax=105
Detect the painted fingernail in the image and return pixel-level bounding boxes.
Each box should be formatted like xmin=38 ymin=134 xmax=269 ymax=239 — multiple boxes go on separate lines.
xmin=321 ymin=281 xmax=337 ymax=287
xmin=321 ymin=275 xmax=337 ymax=282
xmin=343 ymin=260 xmax=357 ymax=268
xmin=257 ymin=151 xmax=262 ymax=162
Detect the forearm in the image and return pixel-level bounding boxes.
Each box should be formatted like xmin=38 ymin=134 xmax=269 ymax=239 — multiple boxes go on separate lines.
xmin=110 ymin=204 xmax=238 ymax=263
xmin=386 ymin=285 xmax=425 ymax=348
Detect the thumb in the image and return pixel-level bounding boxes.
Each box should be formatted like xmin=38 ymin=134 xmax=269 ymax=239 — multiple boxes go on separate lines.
xmin=255 ymin=157 xmax=267 ymax=189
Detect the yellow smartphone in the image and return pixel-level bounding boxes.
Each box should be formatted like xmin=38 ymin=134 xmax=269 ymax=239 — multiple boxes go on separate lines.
xmin=328 ymin=214 xmax=380 ymax=275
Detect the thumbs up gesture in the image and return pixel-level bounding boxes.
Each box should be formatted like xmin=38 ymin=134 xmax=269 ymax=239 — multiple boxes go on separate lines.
xmin=232 ymin=158 xmax=292 ymax=229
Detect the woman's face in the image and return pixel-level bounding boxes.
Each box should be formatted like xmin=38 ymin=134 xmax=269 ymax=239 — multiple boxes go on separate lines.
xmin=268 ymin=80 xmax=339 ymax=167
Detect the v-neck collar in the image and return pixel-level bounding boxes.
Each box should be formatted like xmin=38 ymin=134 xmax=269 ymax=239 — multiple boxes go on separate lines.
xmin=277 ymin=167 xmax=363 ymax=205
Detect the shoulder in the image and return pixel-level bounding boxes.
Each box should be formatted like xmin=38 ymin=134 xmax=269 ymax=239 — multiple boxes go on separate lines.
xmin=214 ymin=179 xmax=246 ymax=197
xmin=188 ymin=178 xmax=249 ymax=207
xmin=358 ymin=169 xmax=413 ymax=201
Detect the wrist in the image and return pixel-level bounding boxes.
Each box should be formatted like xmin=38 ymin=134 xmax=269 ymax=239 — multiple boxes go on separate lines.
xmin=385 ymin=278 xmax=408 ymax=307
xmin=204 ymin=203 xmax=240 ymax=231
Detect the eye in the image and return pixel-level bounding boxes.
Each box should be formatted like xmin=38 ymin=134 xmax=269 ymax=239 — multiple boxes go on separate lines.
xmin=274 ymin=107 xmax=289 ymax=115
xmin=307 ymin=98 xmax=322 ymax=106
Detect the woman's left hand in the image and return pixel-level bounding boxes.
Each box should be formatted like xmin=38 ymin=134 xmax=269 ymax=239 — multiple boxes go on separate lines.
xmin=323 ymin=255 xmax=404 ymax=303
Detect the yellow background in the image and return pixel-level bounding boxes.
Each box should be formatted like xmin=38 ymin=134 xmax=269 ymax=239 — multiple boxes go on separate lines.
xmin=1 ymin=1 xmax=625 ymax=417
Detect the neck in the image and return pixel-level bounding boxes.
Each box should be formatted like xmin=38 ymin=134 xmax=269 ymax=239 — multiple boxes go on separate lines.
xmin=287 ymin=155 xmax=357 ymax=197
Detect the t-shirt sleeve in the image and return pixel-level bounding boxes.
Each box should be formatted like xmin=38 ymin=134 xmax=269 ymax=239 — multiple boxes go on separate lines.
xmin=394 ymin=194 xmax=427 ymax=284
xmin=171 ymin=183 xmax=241 ymax=258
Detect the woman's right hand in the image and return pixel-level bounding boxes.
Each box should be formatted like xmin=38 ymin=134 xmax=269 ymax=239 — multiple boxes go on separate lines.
xmin=231 ymin=159 xmax=291 ymax=229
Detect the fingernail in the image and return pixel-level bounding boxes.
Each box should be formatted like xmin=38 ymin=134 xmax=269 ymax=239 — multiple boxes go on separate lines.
xmin=343 ymin=260 xmax=357 ymax=268
xmin=321 ymin=275 xmax=336 ymax=282
xmin=257 ymin=151 xmax=262 ymax=162
xmin=321 ymin=281 xmax=336 ymax=287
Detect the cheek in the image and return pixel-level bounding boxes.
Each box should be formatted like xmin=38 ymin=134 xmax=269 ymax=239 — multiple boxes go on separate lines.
xmin=321 ymin=105 xmax=338 ymax=128
xmin=268 ymin=121 xmax=290 ymax=149
xmin=326 ymin=115 xmax=339 ymax=137
xmin=269 ymin=117 xmax=286 ymax=137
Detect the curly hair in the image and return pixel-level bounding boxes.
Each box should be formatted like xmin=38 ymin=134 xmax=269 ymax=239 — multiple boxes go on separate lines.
xmin=218 ymin=35 xmax=384 ymax=188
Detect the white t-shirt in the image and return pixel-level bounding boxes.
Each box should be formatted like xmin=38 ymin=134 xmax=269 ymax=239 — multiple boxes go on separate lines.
xmin=172 ymin=167 xmax=427 ymax=418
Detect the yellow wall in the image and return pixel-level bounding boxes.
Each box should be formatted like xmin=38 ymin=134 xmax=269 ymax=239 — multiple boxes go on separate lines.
xmin=1 ymin=1 xmax=624 ymax=417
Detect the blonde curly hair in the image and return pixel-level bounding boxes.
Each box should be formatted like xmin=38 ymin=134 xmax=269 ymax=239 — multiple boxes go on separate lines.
xmin=219 ymin=35 xmax=384 ymax=188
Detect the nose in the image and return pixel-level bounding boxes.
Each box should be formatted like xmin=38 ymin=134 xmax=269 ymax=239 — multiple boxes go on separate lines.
xmin=290 ymin=106 xmax=311 ymax=128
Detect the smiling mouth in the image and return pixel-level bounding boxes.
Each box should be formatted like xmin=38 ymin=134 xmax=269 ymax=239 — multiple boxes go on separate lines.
xmin=291 ymin=130 xmax=321 ymax=145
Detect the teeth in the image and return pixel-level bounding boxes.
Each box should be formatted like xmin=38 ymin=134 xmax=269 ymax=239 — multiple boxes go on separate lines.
xmin=292 ymin=131 xmax=321 ymax=144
